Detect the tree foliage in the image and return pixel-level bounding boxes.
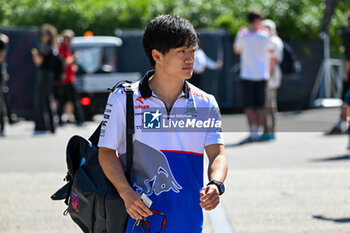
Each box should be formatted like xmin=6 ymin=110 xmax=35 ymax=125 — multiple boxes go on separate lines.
xmin=0 ymin=0 xmax=349 ymax=54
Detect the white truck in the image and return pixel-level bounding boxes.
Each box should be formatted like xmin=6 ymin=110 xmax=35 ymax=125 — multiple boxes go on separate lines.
xmin=72 ymin=36 xmax=141 ymax=120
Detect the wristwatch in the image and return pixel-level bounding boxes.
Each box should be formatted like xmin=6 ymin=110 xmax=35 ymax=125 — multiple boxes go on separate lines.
xmin=207 ymin=180 xmax=225 ymax=195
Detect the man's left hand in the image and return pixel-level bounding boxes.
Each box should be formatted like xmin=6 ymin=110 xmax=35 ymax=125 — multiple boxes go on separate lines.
xmin=199 ymin=184 xmax=220 ymax=211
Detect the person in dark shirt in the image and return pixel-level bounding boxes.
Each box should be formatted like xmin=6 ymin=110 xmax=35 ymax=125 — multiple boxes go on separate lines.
xmin=326 ymin=12 xmax=350 ymax=135
xmin=0 ymin=33 xmax=10 ymax=136
xmin=342 ymin=12 xmax=350 ymax=83
xmin=32 ymin=24 xmax=57 ymax=134
xmin=341 ymin=12 xmax=350 ymax=149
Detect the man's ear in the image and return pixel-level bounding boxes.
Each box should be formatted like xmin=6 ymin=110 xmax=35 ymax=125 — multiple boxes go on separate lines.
xmin=151 ymin=49 xmax=162 ymax=65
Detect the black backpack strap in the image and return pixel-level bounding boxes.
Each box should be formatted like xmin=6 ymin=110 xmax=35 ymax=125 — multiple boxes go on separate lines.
xmin=88 ymin=81 xmax=134 ymax=182
xmin=124 ymin=83 xmax=134 ymax=183
xmin=89 ymin=80 xmax=132 ymax=147
xmin=89 ymin=122 xmax=102 ymax=147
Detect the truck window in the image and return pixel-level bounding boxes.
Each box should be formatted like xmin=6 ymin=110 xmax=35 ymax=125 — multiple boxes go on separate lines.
xmin=74 ymin=46 xmax=117 ymax=74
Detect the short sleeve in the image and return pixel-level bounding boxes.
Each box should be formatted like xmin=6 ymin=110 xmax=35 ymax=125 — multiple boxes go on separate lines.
xmin=98 ymin=90 xmax=126 ymax=153
xmin=204 ymin=95 xmax=224 ymax=147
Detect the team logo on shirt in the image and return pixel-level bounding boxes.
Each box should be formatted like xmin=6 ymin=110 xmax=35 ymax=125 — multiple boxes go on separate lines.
xmin=119 ymin=140 xmax=182 ymax=196
xmin=135 ymin=96 xmax=150 ymax=109
xmin=143 ymin=110 xmax=162 ymax=129
xmin=136 ymin=96 xmax=147 ymax=104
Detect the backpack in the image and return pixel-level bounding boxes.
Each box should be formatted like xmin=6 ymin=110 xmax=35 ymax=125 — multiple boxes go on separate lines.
xmin=280 ymin=41 xmax=297 ymax=74
xmin=51 ymin=81 xmax=135 ymax=233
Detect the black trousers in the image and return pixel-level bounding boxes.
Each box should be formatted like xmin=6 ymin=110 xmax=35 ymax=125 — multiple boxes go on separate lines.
xmin=60 ymin=83 xmax=84 ymax=124
xmin=34 ymin=70 xmax=55 ymax=133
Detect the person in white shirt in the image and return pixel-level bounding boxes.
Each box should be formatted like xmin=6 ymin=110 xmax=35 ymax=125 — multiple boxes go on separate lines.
xmin=190 ymin=47 xmax=222 ymax=87
xmin=98 ymin=14 xmax=228 ymax=233
xmin=233 ymin=10 xmax=274 ymax=143
xmin=260 ymin=19 xmax=284 ymax=141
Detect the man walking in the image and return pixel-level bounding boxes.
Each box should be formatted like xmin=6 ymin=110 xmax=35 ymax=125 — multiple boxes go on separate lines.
xmin=234 ymin=10 xmax=273 ymax=143
xmin=98 ymin=14 xmax=228 ymax=233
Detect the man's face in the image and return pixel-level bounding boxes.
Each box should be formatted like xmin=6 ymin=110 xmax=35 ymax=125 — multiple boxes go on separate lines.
xmin=156 ymin=45 xmax=196 ymax=80
xmin=64 ymin=36 xmax=72 ymax=46
xmin=41 ymin=31 xmax=50 ymax=44
xmin=251 ymin=18 xmax=262 ymax=31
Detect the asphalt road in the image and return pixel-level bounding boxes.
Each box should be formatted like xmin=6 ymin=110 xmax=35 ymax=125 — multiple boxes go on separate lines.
xmin=1 ymin=108 xmax=350 ymax=233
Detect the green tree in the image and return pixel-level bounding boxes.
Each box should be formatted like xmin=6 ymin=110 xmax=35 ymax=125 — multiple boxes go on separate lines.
xmin=0 ymin=0 xmax=349 ymax=55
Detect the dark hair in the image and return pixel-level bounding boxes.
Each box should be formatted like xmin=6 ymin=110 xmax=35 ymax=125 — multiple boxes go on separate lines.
xmin=0 ymin=40 xmax=5 ymax=51
xmin=142 ymin=14 xmax=198 ymax=67
xmin=247 ymin=10 xmax=263 ymax=23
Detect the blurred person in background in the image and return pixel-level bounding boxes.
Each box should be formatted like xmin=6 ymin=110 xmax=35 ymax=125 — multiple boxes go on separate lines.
xmin=233 ymin=10 xmax=274 ymax=143
xmin=52 ymin=34 xmax=65 ymax=126
xmin=0 ymin=33 xmax=15 ymax=136
xmin=326 ymin=12 xmax=350 ymax=135
xmin=340 ymin=11 xmax=350 ymax=149
xmin=344 ymin=12 xmax=350 ymax=87
xmin=260 ymin=19 xmax=284 ymax=141
xmin=190 ymin=45 xmax=223 ymax=87
xmin=32 ymin=24 xmax=57 ymax=134
xmin=58 ymin=29 xmax=84 ymax=125
xmin=0 ymin=34 xmax=17 ymax=128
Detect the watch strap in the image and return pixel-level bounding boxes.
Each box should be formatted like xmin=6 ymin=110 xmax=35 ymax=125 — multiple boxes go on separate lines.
xmin=207 ymin=180 xmax=224 ymax=195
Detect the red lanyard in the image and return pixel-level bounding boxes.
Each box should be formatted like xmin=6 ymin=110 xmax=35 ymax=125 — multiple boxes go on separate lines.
xmin=132 ymin=209 xmax=167 ymax=233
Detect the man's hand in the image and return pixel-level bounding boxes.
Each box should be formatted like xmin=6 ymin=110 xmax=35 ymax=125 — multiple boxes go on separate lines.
xmin=3 ymin=73 xmax=9 ymax=82
xmin=121 ymin=190 xmax=153 ymax=220
xmin=199 ymin=184 xmax=220 ymax=211
xmin=238 ymin=26 xmax=248 ymax=33
xmin=99 ymin=147 xmax=153 ymax=220
xmin=216 ymin=60 xmax=223 ymax=69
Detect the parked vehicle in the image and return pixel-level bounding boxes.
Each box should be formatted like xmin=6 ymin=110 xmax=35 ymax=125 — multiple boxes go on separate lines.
xmin=72 ymin=36 xmax=141 ymax=120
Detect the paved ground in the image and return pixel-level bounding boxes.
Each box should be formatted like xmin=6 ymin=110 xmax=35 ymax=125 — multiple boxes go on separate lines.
xmin=1 ymin=108 xmax=350 ymax=233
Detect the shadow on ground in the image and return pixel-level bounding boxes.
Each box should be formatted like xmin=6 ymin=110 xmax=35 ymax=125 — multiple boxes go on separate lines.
xmin=313 ymin=215 xmax=350 ymax=223
xmin=225 ymin=138 xmax=274 ymax=148
xmin=310 ymin=154 xmax=350 ymax=163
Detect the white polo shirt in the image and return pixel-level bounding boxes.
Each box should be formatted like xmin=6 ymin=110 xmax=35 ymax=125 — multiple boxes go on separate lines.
xmin=98 ymin=71 xmax=224 ymax=233
xmin=234 ymin=29 xmax=273 ymax=81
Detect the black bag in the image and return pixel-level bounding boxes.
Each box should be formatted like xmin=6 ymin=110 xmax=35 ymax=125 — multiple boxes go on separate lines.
xmin=51 ymin=81 xmax=135 ymax=233
xmin=280 ymin=41 xmax=297 ymax=74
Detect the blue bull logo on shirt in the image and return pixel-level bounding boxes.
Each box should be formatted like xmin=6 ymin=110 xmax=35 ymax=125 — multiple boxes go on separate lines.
xmin=119 ymin=140 xmax=182 ymax=196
